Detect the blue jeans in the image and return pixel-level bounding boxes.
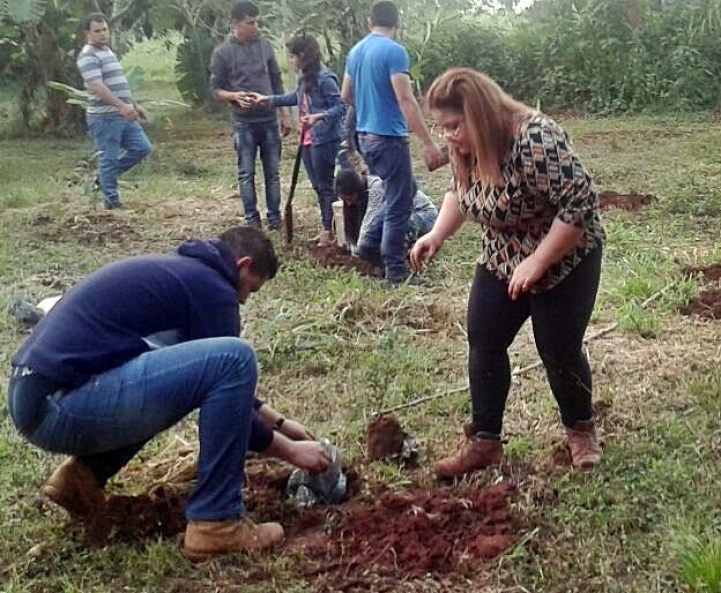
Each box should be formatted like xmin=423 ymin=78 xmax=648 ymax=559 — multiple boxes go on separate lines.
xmin=302 ymin=139 xmax=340 ymax=232
xmin=358 ymin=135 xmax=416 ymax=280
xmin=233 ymin=120 xmax=282 ymax=226
xmin=8 ymin=337 xmax=258 ymax=522
xmin=358 ymin=203 xmax=436 ymax=263
xmin=87 ymin=115 xmax=152 ymax=208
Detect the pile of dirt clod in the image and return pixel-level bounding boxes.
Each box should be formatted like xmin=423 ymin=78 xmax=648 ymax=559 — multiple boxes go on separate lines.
xmin=679 ymin=264 xmax=721 ymax=320
xmin=298 ymin=482 xmax=520 ymax=589
xmin=62 ymin=456 xmax=523 ymax=589
xmin=305 ymin=242 xmax=383 ymax=278
xmin=679 ymin=288 xmax=721 ymax=320
xmin=598 ymin=191 xmax=655 ymax=211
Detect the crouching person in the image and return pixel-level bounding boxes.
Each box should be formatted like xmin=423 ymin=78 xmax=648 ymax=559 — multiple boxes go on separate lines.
xmin=7 ymin=226 xmax=331 ymax=560
xmin=335 ymin=168 xmax=438 ymax=267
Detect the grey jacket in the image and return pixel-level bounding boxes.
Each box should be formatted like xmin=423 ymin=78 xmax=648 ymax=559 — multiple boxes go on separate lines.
xmin=209 ymin=35 xmax=285 ymax=123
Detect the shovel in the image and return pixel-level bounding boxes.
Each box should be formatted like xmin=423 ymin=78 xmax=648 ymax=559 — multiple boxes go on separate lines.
xmin=284 ymin=125 xmax=306 ymax=245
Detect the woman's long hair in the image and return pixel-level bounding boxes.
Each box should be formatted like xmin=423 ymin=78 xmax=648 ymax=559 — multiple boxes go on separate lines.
xmin=425 ymin=67 xmax=531 ymax=194
xmin=287 ymin=34 xmax=322 ymax=92
xmin=335 ymin=169 xmax=367 ymax=246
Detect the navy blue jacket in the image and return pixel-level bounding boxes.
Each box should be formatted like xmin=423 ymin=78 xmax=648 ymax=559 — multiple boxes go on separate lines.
xmin=12 ymin=239 xmax=274 ymax=450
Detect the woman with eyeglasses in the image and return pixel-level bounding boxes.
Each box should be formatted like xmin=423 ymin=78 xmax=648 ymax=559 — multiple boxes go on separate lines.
xmin=410 ymin=67 xmax=606 ymax=476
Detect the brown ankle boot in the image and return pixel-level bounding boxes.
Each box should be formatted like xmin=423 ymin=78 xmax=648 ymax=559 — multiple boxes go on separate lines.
xmin=317 ymin=230 xmax=335 ymax=247
xmin=433 ymin=434 xmax=503 ymax=479
xmin=184 ymin=518 xmax=284 ymax=561
xmin=565 ymin=420 xmax=602 ymax=470
xmin=42 ymin=457 xmax=105 ymax=518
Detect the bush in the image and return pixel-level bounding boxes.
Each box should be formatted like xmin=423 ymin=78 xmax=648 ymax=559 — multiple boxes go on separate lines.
xmin=175 ymin=28 xmax=217 ymax=107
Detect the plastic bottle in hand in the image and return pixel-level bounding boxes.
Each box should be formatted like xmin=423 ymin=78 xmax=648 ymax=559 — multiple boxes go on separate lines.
xmin=308 ymin=438 xmax=346 ymax=504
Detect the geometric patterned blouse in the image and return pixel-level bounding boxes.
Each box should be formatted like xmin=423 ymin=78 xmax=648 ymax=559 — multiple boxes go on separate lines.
xmin=458 ymin=112 xmax=605 ymax=293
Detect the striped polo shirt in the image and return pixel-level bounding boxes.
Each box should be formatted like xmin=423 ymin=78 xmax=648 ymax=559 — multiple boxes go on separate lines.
xmin=76 ymin=44 xmax=132 ymax=117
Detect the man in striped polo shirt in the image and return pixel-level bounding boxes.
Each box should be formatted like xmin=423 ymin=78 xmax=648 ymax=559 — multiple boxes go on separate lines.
xmin=77 ymin=13 xmax=152 ymax=210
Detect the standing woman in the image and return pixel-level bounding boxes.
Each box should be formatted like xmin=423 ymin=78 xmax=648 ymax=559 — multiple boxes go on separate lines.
xmin=410 ymin=68 xmax=606 ymax=476
xmin=252 ymin=34 xmax=346 ymax=246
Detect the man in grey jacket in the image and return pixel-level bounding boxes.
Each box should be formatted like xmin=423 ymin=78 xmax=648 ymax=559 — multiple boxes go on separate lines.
xmin=210 ymin=1 xmax=291 ymax=230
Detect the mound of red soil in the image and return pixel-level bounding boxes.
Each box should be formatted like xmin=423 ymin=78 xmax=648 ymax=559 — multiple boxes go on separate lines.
xmin=679 ymin=288 xmax=721 ymax=320
xmin=70 ymin=485 xmax=187 ymax=548
xmin=682 ymin=263 xmax=721 ymax=283
xmin=306 ymin=243 xmax=383 ymax=278
xmin=679 ymin=264 xmax=721 ymax=320
xmin=366 ymin=415 xmax=405 ymax=460
xmin=598 ymin=191 xmax=655 ymax=211
xmin=301 ymin=482 xmax=521 ymax=590
xmin=62 ymin=460 xmax=522 ymax=589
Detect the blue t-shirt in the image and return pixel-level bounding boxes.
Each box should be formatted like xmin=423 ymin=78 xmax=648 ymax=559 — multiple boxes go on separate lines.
xmin=345 ymin=33 xmax=409 ymax=137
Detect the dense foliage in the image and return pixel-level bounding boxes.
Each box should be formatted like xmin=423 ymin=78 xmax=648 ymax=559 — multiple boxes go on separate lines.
xmin=406 ymin=0 xmax=721 ymax=113
xmin=3 ymin=0 xmax=721 ymax=132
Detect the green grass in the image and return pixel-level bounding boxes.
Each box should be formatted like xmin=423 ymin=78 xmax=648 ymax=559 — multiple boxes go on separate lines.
xmin=1 ymin=41 xmax=721 ymax=591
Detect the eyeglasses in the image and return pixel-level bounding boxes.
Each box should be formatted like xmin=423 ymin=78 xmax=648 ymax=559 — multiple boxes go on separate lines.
xmin=432 ymin=121 xmax=464 ymax=140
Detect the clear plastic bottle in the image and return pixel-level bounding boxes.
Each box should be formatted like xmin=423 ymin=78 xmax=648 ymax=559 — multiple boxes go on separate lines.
xmin=308 ymin=438 xmax=346 ymax=504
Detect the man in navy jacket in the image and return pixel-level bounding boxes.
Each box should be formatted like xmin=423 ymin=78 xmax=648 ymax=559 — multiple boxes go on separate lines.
xmin=8 ymin=226 xmax=330 ymax=560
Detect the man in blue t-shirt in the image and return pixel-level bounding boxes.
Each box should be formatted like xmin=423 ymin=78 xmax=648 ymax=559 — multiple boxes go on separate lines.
xmin=341 ymin=1 xmax=445 ymax=285
xmin=7 ymin=226 xmax=331 ymax=560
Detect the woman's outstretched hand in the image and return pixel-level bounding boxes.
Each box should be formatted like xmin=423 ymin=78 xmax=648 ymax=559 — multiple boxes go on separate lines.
xmin=410 ymin=232 xmax=443 ymax=271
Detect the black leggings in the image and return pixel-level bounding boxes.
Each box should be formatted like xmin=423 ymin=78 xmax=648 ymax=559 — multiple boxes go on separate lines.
xmin=467 ymin=246 xmax=602 ymax=436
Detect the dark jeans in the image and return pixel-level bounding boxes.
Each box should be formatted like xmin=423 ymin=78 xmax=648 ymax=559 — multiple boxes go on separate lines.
xmin=358 ymin=135 xmax=416 ymax=280
xmin=233 ymin=119 xmax=282 ymax=226
xmin=466 ymin=246 xmax=603 ymax=436
xmin=301 ymin=139 xmax=340 ymax=232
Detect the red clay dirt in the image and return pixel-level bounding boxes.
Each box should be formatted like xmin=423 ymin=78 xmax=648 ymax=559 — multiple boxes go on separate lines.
xmin=598 ymin=191 xmax=655 ymax=211
xmin=679 ymin=264 xmax=721 ymax=320
xmin=62 ymin=454 xmax=523 ymax=591
xmin=63 ymin=418 xmax=534 ymax=583
xmin=305 ymin=241 xmax=383 ymax=278
xmin=366 ymin=415 xmax=406 ymax=461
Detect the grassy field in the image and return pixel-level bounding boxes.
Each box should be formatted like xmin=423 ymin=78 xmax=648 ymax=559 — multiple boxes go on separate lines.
xmin=1 ymin=40 xmax=721 ymax=592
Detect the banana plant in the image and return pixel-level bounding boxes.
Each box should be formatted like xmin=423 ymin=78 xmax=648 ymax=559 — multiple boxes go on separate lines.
xmin=0 ymin=0 xmax=46 ymax=25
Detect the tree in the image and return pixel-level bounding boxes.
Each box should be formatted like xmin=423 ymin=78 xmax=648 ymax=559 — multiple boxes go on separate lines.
xmin=1 ymin=0 xmax=156 ymax=133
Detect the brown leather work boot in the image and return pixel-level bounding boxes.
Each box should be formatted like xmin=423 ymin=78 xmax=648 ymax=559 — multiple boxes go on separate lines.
xmin=42 ymin=457 xmax=105 ymax=518
xmin=183 ymin=518 xmax=284 ymax=561
xmin=565 ymin=420 xmax=602 ymax=470
xmin=433 ymin=434 xmax=503 ymax=479
xmin=317 ymin=230 xmax=335 ymax=247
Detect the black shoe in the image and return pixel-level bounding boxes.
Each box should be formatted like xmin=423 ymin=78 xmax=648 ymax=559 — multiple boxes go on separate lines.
xmin=383 ymin=274 xmax=426 ymax=289
xmin=267 ymin=219 xmax=282 ymax=231
xmin=104 ymin=200 xmax=123 ymax=210
xmin=245 ymin=219 xmax=262 ymax=229
xmin=355 ymin=245 xmax=382 ymax=268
